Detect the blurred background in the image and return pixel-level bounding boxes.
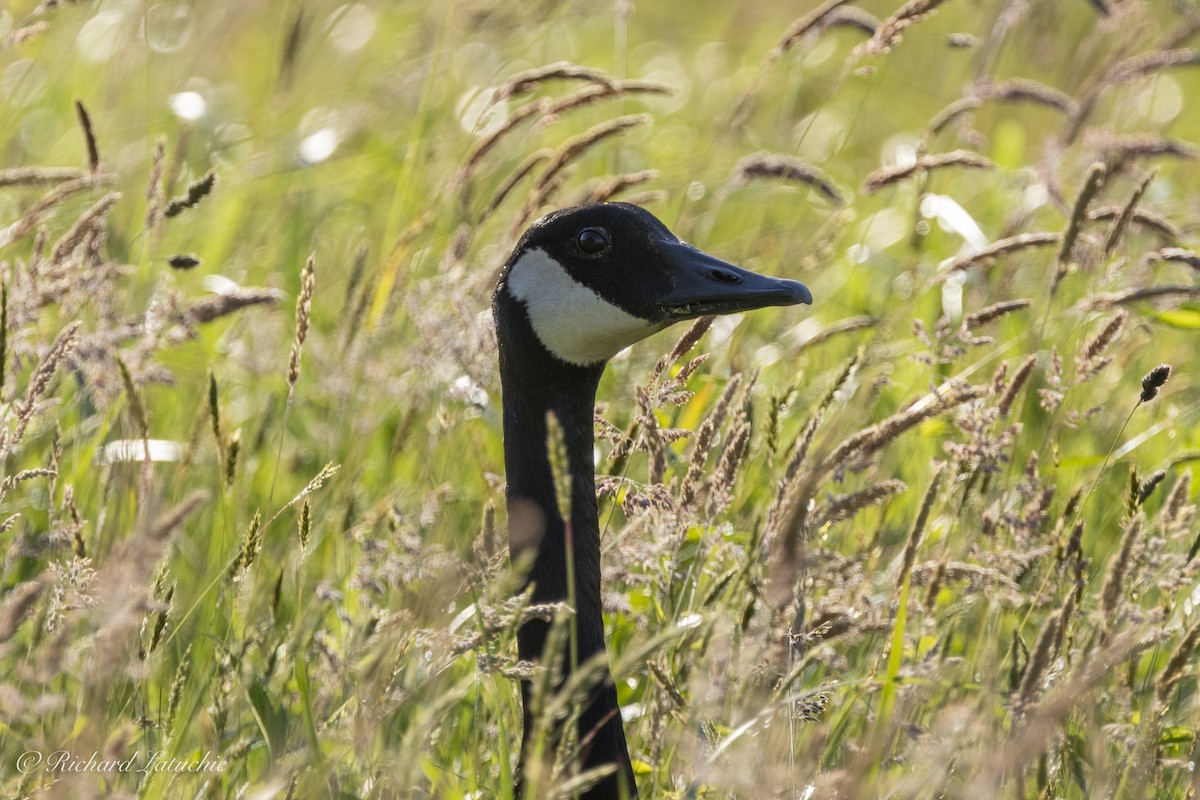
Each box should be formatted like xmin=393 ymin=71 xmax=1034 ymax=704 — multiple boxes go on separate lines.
xmin=2 ymin=0 xmax=1199 ymax=797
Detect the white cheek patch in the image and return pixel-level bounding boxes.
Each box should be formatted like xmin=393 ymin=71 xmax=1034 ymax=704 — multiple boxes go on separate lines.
xmin=507 ymin=248 xmax=660 ymax=366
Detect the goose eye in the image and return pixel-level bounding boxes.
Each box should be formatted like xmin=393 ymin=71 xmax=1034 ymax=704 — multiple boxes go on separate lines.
xmin=577 ymin=228 xmax=610 ymax=255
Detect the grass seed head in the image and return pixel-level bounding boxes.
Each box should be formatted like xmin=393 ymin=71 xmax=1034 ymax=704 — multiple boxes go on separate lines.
xmin=865 ymin=149 xmax=993 ymax=194
xmin=287 ymin=253 xmax=316 ymax=402
xmin=1140 ymin=364 xmax=1171 ymax=402
xmin=163 ymin=169 xmax=216 ymax=218
xmin=73 ymin=98 xmax=99 ymax=173
xmin=1101 ymin=513 xmax=1144 ymax=622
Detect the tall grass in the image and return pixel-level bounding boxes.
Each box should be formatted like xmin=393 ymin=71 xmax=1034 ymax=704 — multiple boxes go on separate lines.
xmin=1 ymin=0 xmax=1198 ymax=797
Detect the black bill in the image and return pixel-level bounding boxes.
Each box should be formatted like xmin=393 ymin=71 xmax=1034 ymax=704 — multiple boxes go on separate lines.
xmin=655 ymin=240 xmax=812 ymax=320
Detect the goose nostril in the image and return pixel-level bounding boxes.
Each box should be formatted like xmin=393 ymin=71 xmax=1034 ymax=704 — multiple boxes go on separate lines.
xmin=710 ymin=269 xmax=741 ymax=284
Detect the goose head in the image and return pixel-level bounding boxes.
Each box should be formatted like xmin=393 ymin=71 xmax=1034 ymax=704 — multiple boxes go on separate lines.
xmin=495 ymin=202 xmax=812 ymax=367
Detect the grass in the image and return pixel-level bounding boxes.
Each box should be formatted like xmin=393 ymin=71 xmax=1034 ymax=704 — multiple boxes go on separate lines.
xmin=1 ymin=0 xmax=1199 ymax=797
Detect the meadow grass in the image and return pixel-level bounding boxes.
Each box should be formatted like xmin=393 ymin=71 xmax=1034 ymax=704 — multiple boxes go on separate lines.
xmin=1 ymin=0 xmax=1199 ymax=797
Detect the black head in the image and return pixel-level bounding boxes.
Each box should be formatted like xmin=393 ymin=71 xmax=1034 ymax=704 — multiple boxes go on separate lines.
xmin=495 ymin=202 xmax=812 ymax=367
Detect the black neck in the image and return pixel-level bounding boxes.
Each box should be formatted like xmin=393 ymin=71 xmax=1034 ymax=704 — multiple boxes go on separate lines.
xmin=496 ymin=297 xmax=637 ymax=799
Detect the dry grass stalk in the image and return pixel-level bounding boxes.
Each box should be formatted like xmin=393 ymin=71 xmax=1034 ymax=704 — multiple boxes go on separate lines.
xmin=730 ymin=152 xmax=843 ymax=204
xmin=490 ymin=62 xmax=615 ymax=104
xmin=910 ymin=561 xmax=1020 ymax=591
xmin=268 ymin=462 xmax=340 ymax=525
xmin=207 ymin=372 xmax=223 ymax=459
xmin=456 ymin=98 xmax=549 ymax=188
xmin=975 ymin=78 xmax=1077 ymax=114
xmin=766 ymin=0 xmax=855 ymax=65
xmin=485 ymin=148 xmax=552 ymax=219
xmin=679 ymin=374 xmax=741 ymax=508
xmin=0 ymin=282 xmax=7 ymax=400
xmin=48 ymin=191 xmax=121 ymax=263
xmin=1089 ymin=284 xmax=1200 ymax=310
xmin=897 ymin=467 xmax=943 ymax=590
xmin=341 ymin=241 xmax=368 ymax=311
xmin=0 ymin=468 xmax=57 ymax=497
xmin=822 ymin=6 xmax=881 ymax=35
xmin=1075 ymin=310 xmax=1126 ymax=381
xmin=47 ymin=425 xmax=61 ymax=506
xmin=1063 ymin=86 xmax=1108 ymax=147
xmin=617 ymin=189 xmax=668 ymax=207
xmin=1162 ymin=471 xmax=1192 ymax=526
xmin=656 ymin=316 xmax=713 ymax=380
xmin=165 ymin=642 xmax=191 ymax=735
xmin=523 ymin=167 xmax=576 ymax=223
xmin=115 ymin=357 xmax=150 ymax=450
xmin=3 ymin=174 xmax=115 ymax=245
xmin=857 ymin=0 xmax=956 ymax=57
xmin=148 ymin=490 xmax=209 ymax=543
xmin=184 ymin=287 xmax=285 ymax=324
xmin=0 ymin=513 xmax=20 ymax=535
xmin=922 ymin=561 xmax=947 ymax=610
xmin=814 ymin=480 xmax=907 ymax=531
xmin=1055 ymin=162 xmax=1106 ymax=282
xmin=996 ymin=355 xmax=1035 ymax=417
xmin=1147 ymin=247 xmax=1200 ymax=271
xmin=1088 ymin=205 xmax=1180 ymax=241
xmin=647 ymin=659 xmax=688 ymax=712
xmin=0 ymin=166 xmax=87 ymax=187
xmin=513 ymin=115 xmax=649 ymax=227
xmin=2 ymin=21 xmax=50 ymax=47
xmin=545 ymin=411 xmax=572 ymax=520
xmin=458 ymin=79 xmax=673 ymax=200
xmin=707 ymin=418 xmax=751 ymax=515
xmin=1106 ymin=48 xmax=1200 ymax=85
xmin=934 ymin=79 xmax=1076 ymax=133
xmin=8 ymin=320 xmax=80 ymax=454
xmin=1103 ymin=170 xmax=1157 ymax=255
xmin=454 ymin=108 xmax=560 ymax=209
xmin=768 ymin=352 xmax=862 ymax=532
xmin=31 ymin=226 xmax=48 ymax=270
xmin=928 ymin=97 xmax=981 ymax=133
xmin=0 ymin=579 xmax=44 ymax=642
xmin=226 ymin=428 xmax=241 ymax=488
xmin=1062 ymin=517 xmax=1085 ymax=570
xmin=964 ymin=299 xmax=1031 ymax=330
xmin=536 ymin=115 xmax=650 ymax=192
xmin=794 ymin=316 xmax=876 ymax=352
xmin=1136 ymin=470 xmax=1166 ymax=506
xmin=298 ymin=498 xmax=312 ymax=552
xmin=1016 ymin=608 xmax=1063 ymax=709
xmin=91 ymin=492 xmax=206 ymax=663
xmin=977 ymin=629 xmax=1155 ymax=791
xmin=540 ymin=79 xmax=676 ymax=121
xmin=286 ymin=254 xmax=316 ymax=403
xmin=938 ymin=233 xmax=1059 ymax=279
xmin=74 ymin=99 xmax=99 ymax=173
xmin=822 ymin=380 xmax=986 ymax=472
xmin=164 ymin=169 xmax=216 ymax=218
xmin=1157 ymin=619 xmax=1200 ymax=706
xmin=238 ymin=511 xmax=263 ymax=574
xmin=145 ymin=137 xmax=167 ymax=229
xmin=1100 ymin=513 xmax=1143 ymax=621
xmin=864 ymin=149 xmax=993 ymax=194
xmin=578 ymin=170 xmax=658 ymax=205
xmin=1088 ymin=132 xmax=1199 ymax=164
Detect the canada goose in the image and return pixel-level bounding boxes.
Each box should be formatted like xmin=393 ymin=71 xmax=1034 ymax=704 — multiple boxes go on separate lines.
xmin=493 ymin=202 xmax=811 ymax=799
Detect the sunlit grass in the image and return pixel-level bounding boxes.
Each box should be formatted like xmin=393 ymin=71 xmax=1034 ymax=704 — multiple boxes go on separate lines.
xmin=1 ymin=0 xmax=1199 ymax=798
